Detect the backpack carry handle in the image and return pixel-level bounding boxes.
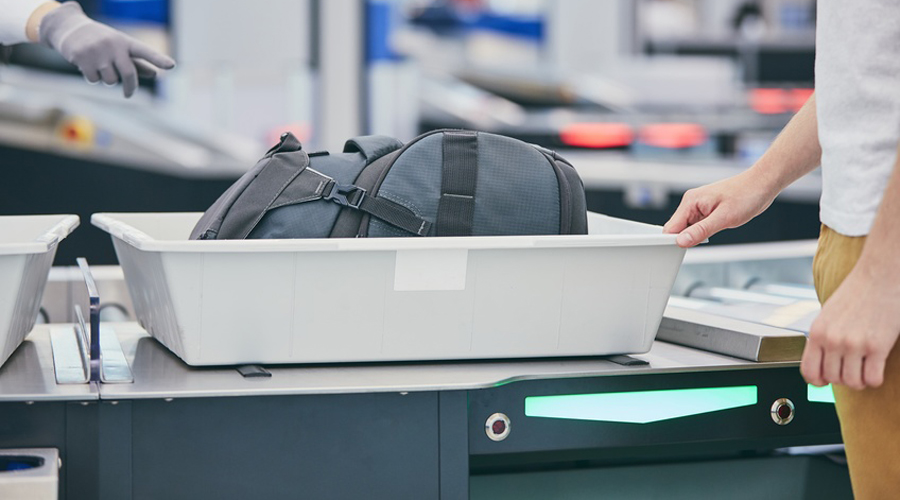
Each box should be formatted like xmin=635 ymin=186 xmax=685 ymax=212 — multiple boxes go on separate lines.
xmin=343 ymin=135 xmax=403 ymax=163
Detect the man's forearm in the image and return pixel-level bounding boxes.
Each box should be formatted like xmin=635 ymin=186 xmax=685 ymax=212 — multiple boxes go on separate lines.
xmin=855 ymin=144 xmax=900 ymax=284
xmin=748 ymin=92 xmax=822 ymax=195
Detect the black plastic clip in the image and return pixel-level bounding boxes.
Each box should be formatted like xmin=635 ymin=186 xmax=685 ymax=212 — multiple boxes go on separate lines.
xmin=606 ymin=355 xmax=649 ymax=367
xmin=236 ymin=365 xmax=272 ymax=378
xmin=324 ymin=182 xmax=366 ymax=209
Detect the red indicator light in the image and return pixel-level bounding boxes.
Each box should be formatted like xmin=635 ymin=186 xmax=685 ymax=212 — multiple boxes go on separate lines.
xmin=750 ymin=88 xmax=789 ymax=114
xmin=751 ymin=87 xmax=814 ymax=114
xmin=486 ymin=412 xmax=511 ymax=441
xmin=267 ymin=123 xmax=310 ymax=146
xmin=638 ymin=123 xmax=707 ymax=149
xmin=789 ymin=88 xmax=814 ymax=112
xmin=560 ymin=123 xmax=634 ymax=149
xmin=777 ymin=404 xmax=792 ymax=420
xmin=770 ymin=398 xmax=795 ymax=425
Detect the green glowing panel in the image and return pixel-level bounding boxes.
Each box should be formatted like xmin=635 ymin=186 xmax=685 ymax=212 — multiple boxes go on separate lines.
xmin=524 ymin=386 xmax=758 ymax=424
xmin=808 ymin=384 xmax=835 ymax=404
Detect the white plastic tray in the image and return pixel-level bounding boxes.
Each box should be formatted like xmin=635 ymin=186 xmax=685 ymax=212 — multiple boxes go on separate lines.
xmin=93 ymin=212 xmax=685 ymax=366
xmin=0 ymin=215 xmax=79 ymax=368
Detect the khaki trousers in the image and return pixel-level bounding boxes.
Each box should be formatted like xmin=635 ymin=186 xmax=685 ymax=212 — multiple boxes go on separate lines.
xmin=813 ymin=225 xmax=900 ymax=499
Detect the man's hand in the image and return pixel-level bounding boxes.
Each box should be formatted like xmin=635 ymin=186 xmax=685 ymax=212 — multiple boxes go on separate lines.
xmin=664 ymin=93 xmax=820 ymax=247
xmin=663 ymin=170 xmax=779 ymax=248
xmin=803 ymin=262 xmax=900 ymax=389
xmin=39 ymin=1 xmax=175 ymax=97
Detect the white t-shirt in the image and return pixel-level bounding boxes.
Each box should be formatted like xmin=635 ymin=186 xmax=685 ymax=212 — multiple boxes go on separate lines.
xmin=0 ymin=0 xmax=46 ymax=45
xmin=816 ymin=1 xmax=900 ymax=236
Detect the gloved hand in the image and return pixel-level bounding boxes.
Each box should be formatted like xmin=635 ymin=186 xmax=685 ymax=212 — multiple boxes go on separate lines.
xmin=39 ymin=2 xmax=175 ymax=98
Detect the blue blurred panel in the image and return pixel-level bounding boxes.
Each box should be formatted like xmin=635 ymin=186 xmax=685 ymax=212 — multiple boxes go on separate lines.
xmin=471 ymin=12 xmax=543 ymax=41
xmin=368 ymin=1 xmax=403 ymax=62
xmin=408 ymin=3 xmax=544 ymax=42
xmin=100 ymin=0 xmax=169 ymax=25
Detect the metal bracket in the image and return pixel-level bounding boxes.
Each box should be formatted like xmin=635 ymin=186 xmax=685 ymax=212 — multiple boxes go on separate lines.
xmin=50 ymin=259 xmax=134 ymax=384
xmin=50 ymin=322 xmax=90 ymax=384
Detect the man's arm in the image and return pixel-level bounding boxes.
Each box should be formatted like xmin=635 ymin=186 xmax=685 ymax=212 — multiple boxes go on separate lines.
xmin=664 ymin=93 xmax=822 ymax=247
xmin=0 ymin=0 xmax=46 ymax=45
xmin=3 ymin=1 xmax=175 ymax=98
xmin=803 ymin=143 xmax=900 ymax=389
xmin=25 ymin=1 xmax=59 ymax=42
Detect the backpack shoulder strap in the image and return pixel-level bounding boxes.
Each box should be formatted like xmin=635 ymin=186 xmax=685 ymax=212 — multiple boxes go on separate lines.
xmin=191 ymin=132 xmax=307 ymax=240
xmin=215 ymin=149 xmax=313 ymax=239
xmin=343 ymin=135 xmax=403 ymax=164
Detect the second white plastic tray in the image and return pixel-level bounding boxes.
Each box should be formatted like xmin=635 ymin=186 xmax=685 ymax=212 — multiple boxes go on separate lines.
xmin=0 ymin=215 xmax=79 ymax=368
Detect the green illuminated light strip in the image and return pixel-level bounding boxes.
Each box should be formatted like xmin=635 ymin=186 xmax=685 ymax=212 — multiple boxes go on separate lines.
xmin=807 ymin=384 xmax=835 ymax=404
xmin=525 ymin=386 xmax=758 ymax=424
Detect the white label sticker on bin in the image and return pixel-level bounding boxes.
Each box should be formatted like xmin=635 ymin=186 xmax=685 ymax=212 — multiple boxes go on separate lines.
xmin=394 ymin=249 xmax=468 ymax=291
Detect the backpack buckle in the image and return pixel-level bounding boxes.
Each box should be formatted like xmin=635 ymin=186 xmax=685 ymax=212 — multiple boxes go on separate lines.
xmin=324 ymin=182 xmax=366 ymax=209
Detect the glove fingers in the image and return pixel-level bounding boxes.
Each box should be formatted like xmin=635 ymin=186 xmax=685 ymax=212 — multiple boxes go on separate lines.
xmin=114 ymin=56 xmax=138 ymax=98
xmin=81 ymin=66 xmax=102 ymax=84
xmin=129 ymin=40 xmax=175 ymax=70
xmin=134 ymin=59 xmax=158 ymax=79
xmin=99 ymin=65 xmax=119 ymax=86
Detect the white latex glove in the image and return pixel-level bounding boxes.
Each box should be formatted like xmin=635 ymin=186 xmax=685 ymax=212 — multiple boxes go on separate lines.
xmin=39 ymin=1 xmax=175 ymax=97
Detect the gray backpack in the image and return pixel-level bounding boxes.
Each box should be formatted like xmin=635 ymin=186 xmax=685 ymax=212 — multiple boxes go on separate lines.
xmin=190 ymin=129 xmax=587 ymax=240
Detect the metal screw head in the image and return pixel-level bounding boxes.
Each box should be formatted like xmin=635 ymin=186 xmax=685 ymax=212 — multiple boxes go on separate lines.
xmin=771 ymin=398 xmax=795 ymax=425
xmin=485 ymin=413 xmax=511 ymax=441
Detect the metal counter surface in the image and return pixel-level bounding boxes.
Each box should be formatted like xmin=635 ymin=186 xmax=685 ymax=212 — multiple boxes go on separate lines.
xmin=97 ymin=322 xmax=797 ymax=400
xmin=0 ymin=327 xmax=97 ymax=402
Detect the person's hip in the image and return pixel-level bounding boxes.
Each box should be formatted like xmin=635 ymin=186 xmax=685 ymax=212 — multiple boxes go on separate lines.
xmin=813 ymin=224 xmax=868 ymax=303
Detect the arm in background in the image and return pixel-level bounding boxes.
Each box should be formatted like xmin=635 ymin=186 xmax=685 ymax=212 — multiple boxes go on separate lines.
xmin=1 ymin=0 xmax=175 ymax=98
xmin=663 ymin=93 xmax=821 ymax=247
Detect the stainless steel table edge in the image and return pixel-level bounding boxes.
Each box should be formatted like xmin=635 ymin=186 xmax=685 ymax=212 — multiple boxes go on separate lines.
xmin=97 ymin=323 xmax=799 ymax=400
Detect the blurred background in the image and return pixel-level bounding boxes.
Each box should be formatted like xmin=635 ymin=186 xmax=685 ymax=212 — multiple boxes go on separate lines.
xmin=0 ymin=0 xmax=820 ymax=264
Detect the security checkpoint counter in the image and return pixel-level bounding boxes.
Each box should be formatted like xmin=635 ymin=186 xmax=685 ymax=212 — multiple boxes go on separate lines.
xmin=76 ymin=321 xmax=846 ymax=500
xmin=0 ymin=328 xmax=99 ymax=500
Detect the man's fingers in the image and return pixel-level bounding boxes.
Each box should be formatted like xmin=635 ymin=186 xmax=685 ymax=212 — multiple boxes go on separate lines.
xmin=841 ymin=353 xmax=865 ymax=390
xmin=801 ymin=342 xmax=825 ymax=386
xmin=821 ymin=348 xmax=844 ymax=385
xmin=114 ymin=56 xmax=138 ymax=98
xmin=663 ymin=201 xmax=693 ymax=234
xmin=676 ymin=211 xmax=729 ymax=248
xmin=129 ymin=40 xmax=175 ymax=70
xmin=863 ymin=354 xmax=887 ymax=388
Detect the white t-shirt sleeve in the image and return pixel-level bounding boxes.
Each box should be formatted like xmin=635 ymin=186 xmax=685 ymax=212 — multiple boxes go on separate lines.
xmin=0 ymin=0 xmax=49 ymax=45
